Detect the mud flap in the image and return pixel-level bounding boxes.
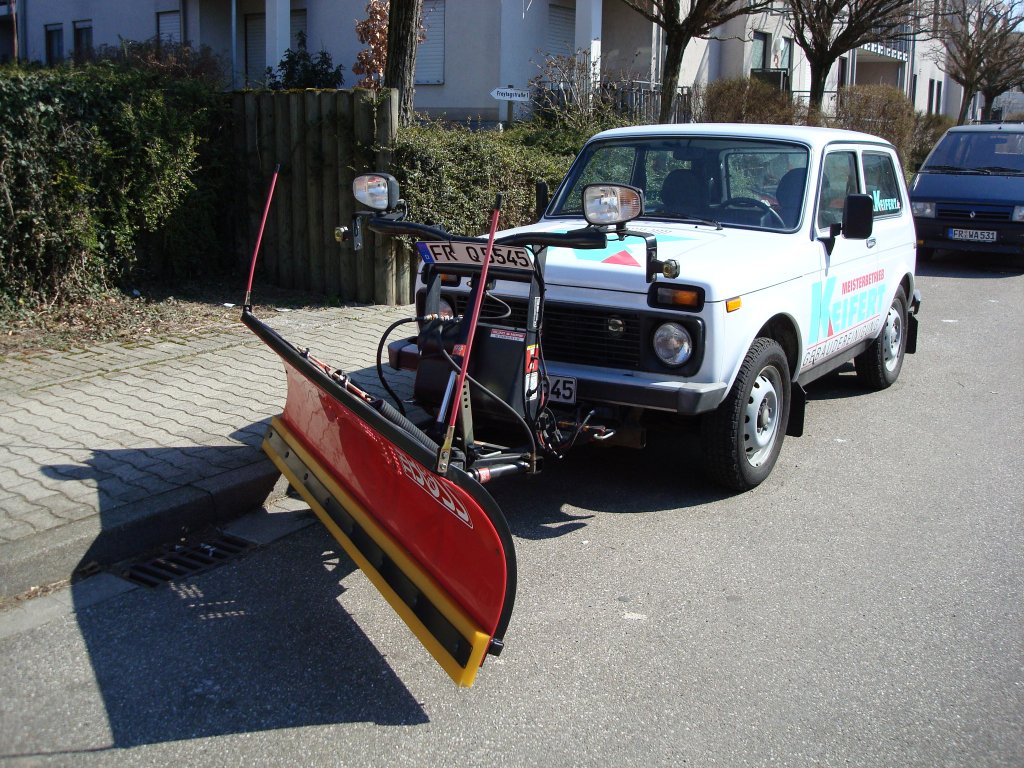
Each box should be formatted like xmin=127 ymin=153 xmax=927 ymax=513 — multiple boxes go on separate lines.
xmin=243 ymin=311 xmax=516 ymax=687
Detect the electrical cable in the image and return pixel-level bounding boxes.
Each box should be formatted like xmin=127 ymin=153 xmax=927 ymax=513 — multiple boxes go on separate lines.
xmin=375 ymin=316 xmax=420 ymax=416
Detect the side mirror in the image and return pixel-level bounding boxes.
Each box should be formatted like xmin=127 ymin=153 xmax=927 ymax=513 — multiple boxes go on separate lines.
xmin=842 ymin=194 xmax=873 ymax=240
xmin=353 ymin=173 xmax=400 ymax=211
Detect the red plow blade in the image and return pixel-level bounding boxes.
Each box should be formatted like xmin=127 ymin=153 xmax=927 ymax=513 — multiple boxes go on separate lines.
xmin=244 ymin=311 xmax=516 ymax=687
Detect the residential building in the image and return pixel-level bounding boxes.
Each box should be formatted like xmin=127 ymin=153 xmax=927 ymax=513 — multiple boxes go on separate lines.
xmin=2 ymin=0 xmax=973 ymax=122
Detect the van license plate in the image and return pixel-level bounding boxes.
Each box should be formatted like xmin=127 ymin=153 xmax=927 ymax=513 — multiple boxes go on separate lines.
xmin=949 ymin=228 xmax=997 ymax=243
xmin=547 ymin=376 xmax=576 ymax=405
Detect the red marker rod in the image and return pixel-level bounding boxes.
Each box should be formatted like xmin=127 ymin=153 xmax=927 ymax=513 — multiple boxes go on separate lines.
xmin=244 ymin=163 xmax=281 ymax=308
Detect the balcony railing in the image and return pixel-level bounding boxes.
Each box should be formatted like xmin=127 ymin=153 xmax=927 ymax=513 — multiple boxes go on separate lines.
xmin=535 ymin=79 xmax=694 ymax=124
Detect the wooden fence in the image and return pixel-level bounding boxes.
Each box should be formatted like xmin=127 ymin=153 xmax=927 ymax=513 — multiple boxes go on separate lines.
xmin=234 ymin=88 xmax=415 ymax=305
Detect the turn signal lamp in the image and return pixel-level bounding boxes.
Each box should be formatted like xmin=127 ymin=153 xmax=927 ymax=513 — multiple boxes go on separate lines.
xmin=726 ymin=297 xmax=742 ymax=313
xmin=655 ymin=286 xmax=702 ymax=309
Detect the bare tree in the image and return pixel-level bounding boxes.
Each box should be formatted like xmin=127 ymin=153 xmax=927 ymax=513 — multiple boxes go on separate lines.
xmin=936 ymin=0 xmax=1024 ymax=123
xmin=618 ymin=0 xmax=775 ymax=124
xmin=784 ymin=0 xmax=930 ymax=117
xmin=384 ymin=0 xmax=425 ymax=127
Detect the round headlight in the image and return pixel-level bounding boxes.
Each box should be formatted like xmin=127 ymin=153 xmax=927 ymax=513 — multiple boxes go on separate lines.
xmin=653 ymin=322 xmax=693 ymax=367
xmin=438 ymin=297 xmax=455 ymax=320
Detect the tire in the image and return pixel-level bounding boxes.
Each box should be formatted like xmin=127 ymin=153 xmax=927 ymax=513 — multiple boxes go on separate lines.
xmin=701 ymin=338 xmax=791 ymax=492
xmin=855 ymin=286 xmax=907 ymax=390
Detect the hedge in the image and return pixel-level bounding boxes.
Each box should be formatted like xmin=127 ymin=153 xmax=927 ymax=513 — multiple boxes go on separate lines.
xmin=0 ymin=62 xmax=235 ymax=309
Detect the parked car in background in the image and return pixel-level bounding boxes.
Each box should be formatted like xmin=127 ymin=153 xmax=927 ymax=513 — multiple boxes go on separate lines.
xmin=910 ymin=123 xmax=1024 ymax=259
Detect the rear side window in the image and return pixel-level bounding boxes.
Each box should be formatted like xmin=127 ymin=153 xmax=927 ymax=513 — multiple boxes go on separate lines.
xmin=862 ymin=152 xmax=903 ymax=218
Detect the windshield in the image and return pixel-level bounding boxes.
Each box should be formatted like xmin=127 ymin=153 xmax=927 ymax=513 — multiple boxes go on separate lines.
xmin=549 ymin=137 xmax=811 ymax=231
xmin=922 ymin=130 xmax=1024 ymax=174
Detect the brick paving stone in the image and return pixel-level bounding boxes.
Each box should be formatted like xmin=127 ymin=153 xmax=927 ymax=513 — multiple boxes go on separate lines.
xmin=0 ymin=304 xmax=413 ymax=596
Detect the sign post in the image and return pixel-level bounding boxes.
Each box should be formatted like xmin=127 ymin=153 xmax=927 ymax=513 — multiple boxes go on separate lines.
xmin=491 ymin=85 xmax=531 ymax=128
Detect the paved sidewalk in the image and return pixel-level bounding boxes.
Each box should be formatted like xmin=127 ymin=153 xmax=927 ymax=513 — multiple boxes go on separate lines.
xmin=0 ymin=303 xmax=416 ymax=599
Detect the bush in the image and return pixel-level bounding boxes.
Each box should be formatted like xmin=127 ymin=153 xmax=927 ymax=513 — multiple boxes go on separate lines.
xmin=391 ymin=122 xmax=576 ymax=236
xmin=693 ymin=78 xmax=803 ymax=125
xmin=0 ymin=60 xmax=235 ymax=309
xmin=831 ymin=84 xmax=915 ymax=166
xmin=908 ymin=112 xmax=955 ymax=171
xmin=265 ymin=31 xmax=344 ymax=89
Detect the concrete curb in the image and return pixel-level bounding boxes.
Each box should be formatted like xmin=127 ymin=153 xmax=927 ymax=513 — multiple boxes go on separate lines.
xmin=0 ymin=454 xmax=281 ymax=599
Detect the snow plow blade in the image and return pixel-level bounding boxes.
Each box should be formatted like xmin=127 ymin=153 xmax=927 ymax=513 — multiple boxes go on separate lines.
xmin=243 ymin=310 xmax=516 ymax=687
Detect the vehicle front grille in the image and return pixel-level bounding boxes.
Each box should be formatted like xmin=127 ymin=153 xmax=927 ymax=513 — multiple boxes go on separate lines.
xmin=452 ymin=295 xmax=642 ymax=369
xmin=936 ymin=203 xmax=1013 ymax=223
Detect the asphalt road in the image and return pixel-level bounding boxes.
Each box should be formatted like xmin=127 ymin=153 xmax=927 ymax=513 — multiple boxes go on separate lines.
xmin=1 ymin=251 xmax=1021 ymax=767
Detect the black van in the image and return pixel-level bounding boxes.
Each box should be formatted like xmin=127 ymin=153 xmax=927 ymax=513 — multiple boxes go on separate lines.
xmin=910 ymin=123 xmax=1024 ymax=259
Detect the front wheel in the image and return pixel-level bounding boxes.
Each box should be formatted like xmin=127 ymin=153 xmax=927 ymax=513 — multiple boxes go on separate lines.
xmin=855 ymin=286 xmax=907 ymax=390
xmin=701 ymin=338 xmax=791 ymax=491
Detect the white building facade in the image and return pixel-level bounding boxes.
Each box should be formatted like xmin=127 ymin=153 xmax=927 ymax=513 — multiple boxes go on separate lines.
xmin=2 ymin=0 xmax=973 ymax=122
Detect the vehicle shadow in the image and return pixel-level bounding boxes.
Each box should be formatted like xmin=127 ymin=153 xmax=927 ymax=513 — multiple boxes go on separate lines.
xmin=488 ymin=428 xmax=730 ymax=540
xmin=27 ymin=445 xmax=427 ymax=756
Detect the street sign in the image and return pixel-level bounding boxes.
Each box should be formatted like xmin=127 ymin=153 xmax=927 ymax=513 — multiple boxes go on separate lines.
xmin=491 ymin=87 xmax=531 ymax=102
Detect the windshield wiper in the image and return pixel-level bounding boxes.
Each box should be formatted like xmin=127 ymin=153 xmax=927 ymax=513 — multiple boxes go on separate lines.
xmin=922 ymin=164 xmax=974 ymax=173
xmin=660 ymin=212 xmax=723 ymax=230
xmin=973 ymin=165 xmax=1024 ymax=175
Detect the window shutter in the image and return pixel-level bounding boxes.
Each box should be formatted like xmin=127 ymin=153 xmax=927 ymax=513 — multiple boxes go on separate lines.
xmin=547 ymin=5 xmax=575 ymax=58
xmin=416 ymin=0 xmax=445 ymax=85
xmin=245 ymin=14 xmax=266 ymax=85
xmin=157 ymin=11 xmax=181 ymax=44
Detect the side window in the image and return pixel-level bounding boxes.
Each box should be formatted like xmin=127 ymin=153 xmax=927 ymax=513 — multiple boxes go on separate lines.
xmin=862 ymin=152 xmax=903 ymax=218
xmin=816 ymin=151 xmax=858 ymax=229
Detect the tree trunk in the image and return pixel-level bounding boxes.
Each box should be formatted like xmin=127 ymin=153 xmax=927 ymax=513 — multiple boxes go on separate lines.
xmin=806 ymin=58 xmax=832 ymax=124
xmin=981 ymin=89 xmax=999 ymax=121
xmin=658 ymin=31 xmax=689 ymax=124
xmin=957 ymin=89 xmax=973 ymax=125
xmin=383 ymin=0 xmax=423 ymax=128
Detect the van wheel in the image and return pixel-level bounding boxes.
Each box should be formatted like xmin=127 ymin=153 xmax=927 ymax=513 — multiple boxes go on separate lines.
xmin=855 ymin=286 xmax=907 ymax=390
xmin=702 ymin=338 xmax=790 ymax=491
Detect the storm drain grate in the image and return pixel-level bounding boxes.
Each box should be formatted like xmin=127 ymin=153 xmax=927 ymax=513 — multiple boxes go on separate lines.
xmin=121 ymin=532 xmax=254 ymax=587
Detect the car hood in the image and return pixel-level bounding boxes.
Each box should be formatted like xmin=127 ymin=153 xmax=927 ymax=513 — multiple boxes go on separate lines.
xmin=496 ymin=219 xmax=809 ymax=302
xmin=911 ymin=171 xmax=1023 ymax=206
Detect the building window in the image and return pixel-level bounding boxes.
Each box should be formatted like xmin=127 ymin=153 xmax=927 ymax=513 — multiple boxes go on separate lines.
xmin=777 ymin=37 xmax=793 ymax=73
xmin=927 ymin=78 xmax=936 ymax=114
xmin=416 ymin=0 xmax=445 ymax=85
xmin=45 ymin=23 xmax=63 ymax=66
xmin=73 ymin=20 xmax=93 ymax=62
xmin=243 ymin=11 xmax=308 ymax=85
xmin=935 ymin=81 xmax=942 ymax=114
xmin=837 ymin=56 xmax=848 ymax=87
xmin=547 ymin=4 xmax=575 ymax=59
xmin=751 ymin=31 xmax=769 ymax=71
xmin=911 ymin=73 xmax=918 ymax=104
xmin=157 ymin=10 xmax=181 ymax=45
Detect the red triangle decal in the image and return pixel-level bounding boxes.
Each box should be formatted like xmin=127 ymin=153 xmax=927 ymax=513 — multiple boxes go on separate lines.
xmin=827 ymin=319 xmax=834 ymax=336
xmin=602 ymin=250 xmax=640 ymax=266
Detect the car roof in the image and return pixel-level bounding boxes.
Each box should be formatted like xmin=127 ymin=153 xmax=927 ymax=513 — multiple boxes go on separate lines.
xmin=588 ymin=123 xmax=894 ymax=151
xmin=947 ymin=123 xmax=1024 ymax=134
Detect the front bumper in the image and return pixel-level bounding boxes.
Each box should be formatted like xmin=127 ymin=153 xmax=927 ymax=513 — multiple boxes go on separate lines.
xmin=388 ymin=338 xmax=729 ymax=416
xmin=914 ymin=217 xmax=1024 ymax=255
